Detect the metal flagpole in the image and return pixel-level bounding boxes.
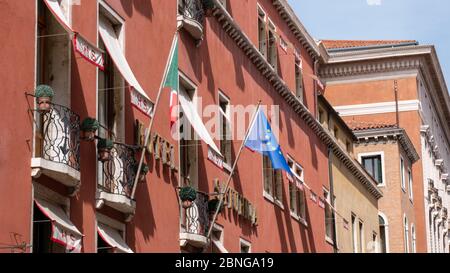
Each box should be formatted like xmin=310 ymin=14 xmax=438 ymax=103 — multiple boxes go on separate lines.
xmin=130 ymin=32 xmax=178 ymax=201
xmin=205 ymin=100 xmax=262 ymax=239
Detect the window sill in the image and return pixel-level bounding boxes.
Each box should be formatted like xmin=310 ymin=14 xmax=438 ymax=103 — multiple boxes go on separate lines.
xmin=290 ymin=211 xmax=308 ymax=227
xmin=263 ymin=191 xmax=284 ymax=210
xmin=325 ymin=236 xmax=335 ymax=246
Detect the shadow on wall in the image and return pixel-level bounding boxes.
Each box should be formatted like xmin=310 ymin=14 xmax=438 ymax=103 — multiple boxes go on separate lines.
xmin=119 ymin=0 xmax=153 ymax=20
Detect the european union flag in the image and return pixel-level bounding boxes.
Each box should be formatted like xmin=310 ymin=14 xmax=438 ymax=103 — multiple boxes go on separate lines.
xmin=245 ymin=109 xmax=292 ymax=175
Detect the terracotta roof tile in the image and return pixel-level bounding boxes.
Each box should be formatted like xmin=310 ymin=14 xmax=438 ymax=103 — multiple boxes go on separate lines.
xmin=346 ymin=120 xmax=397 ymax=131
xmin=321 ymin=40 xmax=417 ymax=50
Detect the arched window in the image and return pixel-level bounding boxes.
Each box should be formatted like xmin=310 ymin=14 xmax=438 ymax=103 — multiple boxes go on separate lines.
xmin=379 ymin=213 xmax=389 ymax=253
xmin=404 ymin=215 xmax=410 ymax=253
xmin=411 ymin=224 xmax=416 ymax=253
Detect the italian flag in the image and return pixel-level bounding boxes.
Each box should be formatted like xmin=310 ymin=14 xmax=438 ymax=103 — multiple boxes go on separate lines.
xmin=164 ymin=35 xmax=179 ymax=129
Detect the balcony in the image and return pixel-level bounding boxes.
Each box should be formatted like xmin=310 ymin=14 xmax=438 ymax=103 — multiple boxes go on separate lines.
xmin=31 ymin=103 xmax=81 ymax=192
xmin=96 ymin=142 xmax=138 ymax=215
xmin=178 ymin=0 xmax=205 ymax=41
xmin=180 ymin=192 xmax=210 ymax=249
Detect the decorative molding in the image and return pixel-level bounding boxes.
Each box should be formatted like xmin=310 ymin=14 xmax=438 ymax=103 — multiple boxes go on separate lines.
xmin=210 ymin=2 xmax=382 ymax=199
xmin=355 ymin=128 xmax=420 ymax=163
xmin=334 ymin=100 xmax=420 ymax=117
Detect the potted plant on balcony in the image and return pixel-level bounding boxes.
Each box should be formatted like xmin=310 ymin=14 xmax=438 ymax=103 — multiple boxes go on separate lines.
xmin=208 ymin=198 xmax=224 ymax=215
xmin=202 ymin=0 xmax=215 ymax=17
xmin=80 ymin=117 xmax=99 ymax=141
xmin=97 ymin=138 xmax=113 ymax=162
xmin=35 ymin=85 xmax=54 ymax=112
xmin=134 ymin=163 xmax=149 ymax=182
xmin=179 ymin=186 xmax=197 ymax=209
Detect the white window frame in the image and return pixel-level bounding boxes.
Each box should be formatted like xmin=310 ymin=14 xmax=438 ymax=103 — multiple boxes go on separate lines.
xmin=239 ymin=238 xmax=252 ymax=253
xmin=358 ymin=219 xmax=365 ymax=253
xmin=400 ymin=156 xmax=406 ymax=192
xmin=408 ymin=167 xmax=413 ymax=201
xmin=256 ymin=3 xmax=267 ymax=58
xmin=378 ymin=212 xmax=390 ymax=253
xmin=411 ymin=224 xmax=416 ymax=253
xmin=351 ymin=213 xmax=358 ymax=253
xmin=403 ymin=214 xmax=409 ymax=253
xmin=286 ymin=156 xmax=307 ymax=225
xmin=358 ymin=152 xmax=386 ymax=187
xmin=324 ymin=188 xmax=335 ymax=245
xmin=262 ymin=156 xmax=284 ymax=210
xmin=218 ymin=90 xmax=232 ymax=171
xmin=266 ymin=18 xmax=278 ymax=72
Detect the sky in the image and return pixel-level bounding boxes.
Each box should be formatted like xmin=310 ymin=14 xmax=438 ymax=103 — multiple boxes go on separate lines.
xmin=287 ymin=0 xmax=450 ymax=86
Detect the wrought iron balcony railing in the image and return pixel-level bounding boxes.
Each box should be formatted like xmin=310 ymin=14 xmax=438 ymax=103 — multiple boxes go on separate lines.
xmin=98 ymin=143 xmax=138 ymax=199
xmin=183 ymin=192 xmax=209 ymax=238
xmin=178 ymin=0 xmax=205 ymax=26
xmin=35 ymin=103 xmax=81 ymax=171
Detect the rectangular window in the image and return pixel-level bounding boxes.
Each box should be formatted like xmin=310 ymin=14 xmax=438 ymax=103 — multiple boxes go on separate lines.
xmin=359 ymin=220 xmax=364 ymax=253
xmin=263 ymin=155 xmax=283 ymax=203
xmin=267 ymin=20 xmax=278 ymax=72
xmin=372 ymin=232 xmax=378 ymax=253
xmin=295 ymin=59 xmax=304 ymax=102
xmin=324 ymin=189 xmax=335 ymax=242
xmin=179 ymin=80 xmax=199 ymax=188
xmin=361 ymin=155 xmax=383 ymax=185
xmin=408 ymin=168 xmax=413 ymax=201
xmin=219 ymin=92 xmax=232 ymax=166
xmin=287 ymin=158 xmax=307 ymax=221
xmin=32 ymin=203 xmax=65 ymax=253
xmin=351 ymin=214 xmax=357 ymax=253
xmin=257 ymin=6 xmax=267 ymax=58
xmin=400 ymin=157 xmax=406 ymax=190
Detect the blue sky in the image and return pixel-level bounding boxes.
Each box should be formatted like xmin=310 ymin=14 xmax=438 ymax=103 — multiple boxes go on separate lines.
xmin=287 ymin=0 xmax=450 ymax=86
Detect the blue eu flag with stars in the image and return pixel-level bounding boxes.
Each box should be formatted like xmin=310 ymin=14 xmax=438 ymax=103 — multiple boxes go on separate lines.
xmin=245 ymin=109 xmax=292 ymax=174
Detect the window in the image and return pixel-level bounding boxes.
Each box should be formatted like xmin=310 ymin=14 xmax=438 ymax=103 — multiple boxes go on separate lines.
xmin=318 ymin=109 xmax=325 ymax=125
xmin=372 ymin=232 xmax=378 ymax=253
xmin=358 ymin=220 xmax=364 ymax=253
xmin=240 ymin=238 xmax=251 ymax=253
xmin=333 ymin=126 xmax=339 ymax=139
xmin=257 ymin=6 xmax=267 ymax=58
xmin=404 ymin=216 xmax=409 ymax=253
xmin=411 ymin=224 xmax=416 ymax=253
xmin=32 ymin=203 xmax=65 ymax=253
xmin=361 ymin=154 xmax=383 ymax=185
xmin=288 ymin=158 xmax=307 ymax=221
xmin=379 ymin=214 xmax=388 ymax=253
xmin=295 ymin=59 xmax=304 ymax=102
xmin=211 ymin=225 xmax=225 ymax=254
xmin=400 ymin=157 xmax=406 ymax=190
xmin=219 ymin=92 xmax=232 ymax=166
xmin=267 ymin=20 xmax=278 ymax=72
xmin=351 ymin=214 xmax=357 ymax=253
xmin=263 ymin=154 xmax=283 ymax=203
xmin=346 ymin=140 xmax=352 ymax=154
xmin=324 ymin=189 xmax=335 ymax=243
xmin=408 ymin=168 xmax=413 ymax=201
xmin=179 ymin=79 xmax=199 ymax=188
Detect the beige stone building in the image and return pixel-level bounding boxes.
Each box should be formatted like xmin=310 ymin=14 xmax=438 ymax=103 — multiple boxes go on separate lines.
xmin=318 ymin=95 xmax=382 ymax=253
xmin=350 ymin=122 xmax=420 ymax=253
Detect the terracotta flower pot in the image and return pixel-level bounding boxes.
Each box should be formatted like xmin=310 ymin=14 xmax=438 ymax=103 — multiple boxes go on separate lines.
xmin=182 ymin=200 xmax=193 ymax=209
xmin=98 ymin=148 xmax=111 ymax=162
xmin=37 ymin=96 xmax=52 ymax=112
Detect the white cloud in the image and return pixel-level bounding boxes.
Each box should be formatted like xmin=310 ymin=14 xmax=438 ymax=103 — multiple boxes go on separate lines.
xmin=366 ymin=0 xmax=382 ymax=6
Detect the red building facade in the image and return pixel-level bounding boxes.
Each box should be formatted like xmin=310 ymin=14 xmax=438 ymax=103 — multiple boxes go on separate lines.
xmin=0 ymin=0 xmax=334 ymax=253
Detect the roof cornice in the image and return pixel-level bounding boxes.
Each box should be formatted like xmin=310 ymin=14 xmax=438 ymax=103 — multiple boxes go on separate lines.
xmin=209 ymin=1 xmax=382 ymax=199
xmin=272 ymin=0 xmax=325 ymax=61
xmin=354 ymin=128 xmax=420 ymax=163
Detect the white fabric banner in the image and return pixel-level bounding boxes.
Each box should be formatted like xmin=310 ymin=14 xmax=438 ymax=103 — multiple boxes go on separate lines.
xmin=73 ymin=33 xmax=105 ymax=70
xmin=35 ymin=199 xmax=83 ymax=253
xmin=97 ymin=223 xmax=133 ymax=253
xmin=98 ymin=17 xmax=154 ymax=115
xmin=178 ymin=88 xmax=222 ymax=155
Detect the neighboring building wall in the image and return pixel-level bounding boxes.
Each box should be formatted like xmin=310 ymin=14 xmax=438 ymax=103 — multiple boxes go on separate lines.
xmin=322 ymin=74 xmax=431 ymax=252
xmin=354 ymin=142 xmax=416 ymax=253
xmin=331 ymin=154 xmax=380 ymax=253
